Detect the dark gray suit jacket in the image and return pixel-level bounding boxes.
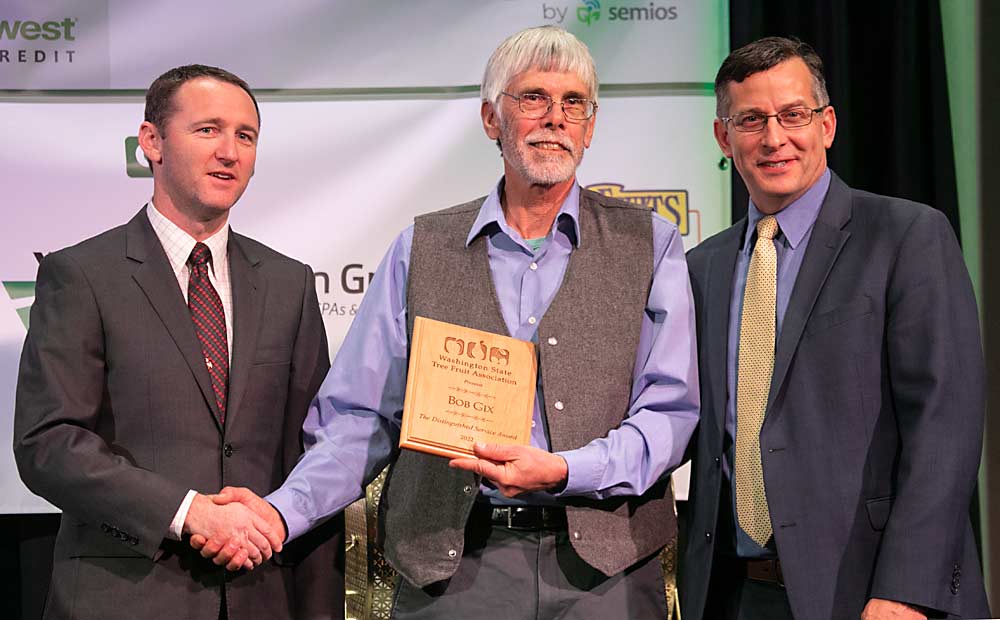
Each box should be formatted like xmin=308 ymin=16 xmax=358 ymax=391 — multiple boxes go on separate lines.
xmin=14 ymin=209 xmax=342 ymax=620
xmin=679 ymin=173 xmax=989 ymax=619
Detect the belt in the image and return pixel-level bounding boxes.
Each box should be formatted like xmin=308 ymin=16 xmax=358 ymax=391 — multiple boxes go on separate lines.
xmin=478 ymin=505 xmax=568 ymax=531
xmin=743 ymin=558 xmax=784 ymax=587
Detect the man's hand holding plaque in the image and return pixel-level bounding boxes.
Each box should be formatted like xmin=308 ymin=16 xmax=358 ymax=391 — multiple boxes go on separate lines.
xmin=448 ymin=442 xmax=569 ymax=497
xmin=400 ymin=317 xmax=536 ymax=460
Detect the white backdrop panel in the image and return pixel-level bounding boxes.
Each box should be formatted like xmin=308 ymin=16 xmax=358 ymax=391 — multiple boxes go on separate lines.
xmin=1 ymin=0 xmax=726 ymax=89
xmin=0 ymin=93 xmax=725 ymax=511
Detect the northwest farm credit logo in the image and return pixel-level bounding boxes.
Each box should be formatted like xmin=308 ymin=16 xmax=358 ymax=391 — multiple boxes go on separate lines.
xmin=542 ymin=1 xmax=678 ymax=25
xmin=0 ymin=17 xmax=78 ymax=64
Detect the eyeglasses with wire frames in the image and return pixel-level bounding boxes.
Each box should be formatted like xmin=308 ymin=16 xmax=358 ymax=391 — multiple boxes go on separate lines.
xmin=721 ymin=106 xmax=828 ymax=133
xmin=500 ymin=91 xmax=598 ymax=121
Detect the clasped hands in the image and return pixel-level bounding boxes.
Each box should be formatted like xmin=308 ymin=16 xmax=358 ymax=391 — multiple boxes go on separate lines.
xmin=183 ymin=487 xmax=286 ymax=572
xmin=182 ymin=443 xmax=566 ymax=572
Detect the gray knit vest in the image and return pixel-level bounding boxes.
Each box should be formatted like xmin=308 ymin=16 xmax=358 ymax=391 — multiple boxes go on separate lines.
xmin=380 ymin=189 xmax=675 ymax=587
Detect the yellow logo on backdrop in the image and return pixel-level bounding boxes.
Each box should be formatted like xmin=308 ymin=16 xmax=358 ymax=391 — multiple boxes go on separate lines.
xmin=586 ymin=183 xmax=689 ymax=236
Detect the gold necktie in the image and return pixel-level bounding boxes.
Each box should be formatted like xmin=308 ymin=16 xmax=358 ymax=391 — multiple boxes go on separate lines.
xmin=735 ymin=215 xmax=778 ymax=547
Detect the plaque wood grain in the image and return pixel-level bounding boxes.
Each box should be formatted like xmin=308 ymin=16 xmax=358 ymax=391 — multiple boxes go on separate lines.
xmin=400 ymin=317 xmax=536 ymax=459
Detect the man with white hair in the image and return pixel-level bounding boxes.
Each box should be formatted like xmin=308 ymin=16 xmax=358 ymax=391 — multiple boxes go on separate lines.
xmin=198 ymin=26 xmax=698 ymax=618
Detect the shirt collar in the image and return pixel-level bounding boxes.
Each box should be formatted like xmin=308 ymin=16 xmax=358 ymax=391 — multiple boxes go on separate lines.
xmin=146 ymin=200 xmax=230 ymax=278
xmin=466 ymin=177 xmax=582 ymax=248
xmin=743 ymin=168 xmax=831 ymax=253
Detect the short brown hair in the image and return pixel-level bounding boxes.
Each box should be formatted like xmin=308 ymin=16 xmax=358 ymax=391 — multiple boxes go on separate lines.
xmin=144 ymin=64 xmax=260 ymax=131
xmin=714 ymin=37 xmax=829 ymax=118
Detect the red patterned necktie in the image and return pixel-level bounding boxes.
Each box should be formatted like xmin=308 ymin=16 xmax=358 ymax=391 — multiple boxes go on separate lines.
xmin=188 ymin=242 xmax=228 ymax=422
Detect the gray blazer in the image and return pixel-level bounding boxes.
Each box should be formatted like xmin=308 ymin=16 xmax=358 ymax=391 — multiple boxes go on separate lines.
xmin=679 ymin=173 xmax=989 ymax=620
xmin=14 ymin=209 xmax=341 ymax=620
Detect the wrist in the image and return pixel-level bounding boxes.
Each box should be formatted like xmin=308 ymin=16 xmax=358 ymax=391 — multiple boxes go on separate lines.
xmin=182 ymin=493 xmax=207 ymax=535
xmin=549 ymin=456 xmax=569 ymax=493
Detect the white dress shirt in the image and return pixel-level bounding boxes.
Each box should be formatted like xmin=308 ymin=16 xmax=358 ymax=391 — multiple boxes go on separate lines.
xmin=145 ymin=202 xmax=232 ymax=540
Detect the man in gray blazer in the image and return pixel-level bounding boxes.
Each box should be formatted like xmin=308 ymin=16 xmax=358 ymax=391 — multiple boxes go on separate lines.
xmin=679 ymin=37 xmax=989 ymax=620
xmin=14 ymin=64 xmax=341 ymax=619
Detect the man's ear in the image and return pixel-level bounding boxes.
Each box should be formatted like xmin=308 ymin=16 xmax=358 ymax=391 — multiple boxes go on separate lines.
xmin=713 ymin=118 xmax=733 ymax=158
xmin=138 ymin=121 xmax=163 ymax=166
xmin=482 ymin=100 xmax=501 ymax=141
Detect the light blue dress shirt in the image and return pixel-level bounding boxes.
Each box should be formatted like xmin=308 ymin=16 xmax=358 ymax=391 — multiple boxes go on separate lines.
xmin=269 ymin=179 xmax=700 ymax=541
xmin=725 ymin=168 xmax=831 ymax=557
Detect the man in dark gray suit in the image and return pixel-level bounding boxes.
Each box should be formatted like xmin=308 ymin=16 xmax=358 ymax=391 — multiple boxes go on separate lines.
xmin=14 ymin=64 xmax=341 ymax=619
xmin=679 ymin=37 xmax=989 ymax=620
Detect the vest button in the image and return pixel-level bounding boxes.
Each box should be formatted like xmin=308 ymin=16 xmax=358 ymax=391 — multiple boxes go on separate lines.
xmin=572 ymin=531 xmax=581 ymax=540
xmin=447 ymin=549 xmax=457 ymax=559
xmin=705 ymin=531 xmax=713 ymax=541
xmin=547 ymin=337 xmax=558 ymax=346
xmin=554 ymin=401 xmax=564 ymax=411
xmin=224 ymin=443 xmax=234 ymax=458
xmin=462 ymin=485 xmax=473 ymax=495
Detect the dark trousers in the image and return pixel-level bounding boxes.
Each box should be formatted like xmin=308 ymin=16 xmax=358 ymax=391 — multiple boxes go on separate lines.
xmin=702 ymin=554 xmax=794 ymax=620
xmin=391 ymin=511 xmax=667 ymax=619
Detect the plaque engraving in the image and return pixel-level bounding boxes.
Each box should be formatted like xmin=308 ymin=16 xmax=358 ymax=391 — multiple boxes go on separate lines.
xmin=400 ymin=316 xmax=536 ymax=459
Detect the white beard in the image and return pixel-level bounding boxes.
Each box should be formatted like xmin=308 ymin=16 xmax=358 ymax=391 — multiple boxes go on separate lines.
xmin=500 ymin=123 xmax=584 ymax=186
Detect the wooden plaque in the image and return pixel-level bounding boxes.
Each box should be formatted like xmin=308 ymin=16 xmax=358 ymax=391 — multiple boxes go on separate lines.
xmin=400 ymin=316 xmax=536 ymax=459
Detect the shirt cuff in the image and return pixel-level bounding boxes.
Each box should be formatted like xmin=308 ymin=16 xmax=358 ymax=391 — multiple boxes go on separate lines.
xmin=555 ymin=448 xmax=602 ymax=496
xmin=168 ymin=489 xmax=198 ymax=541
xmin=265 ymin=487 xmax=313 ymax=543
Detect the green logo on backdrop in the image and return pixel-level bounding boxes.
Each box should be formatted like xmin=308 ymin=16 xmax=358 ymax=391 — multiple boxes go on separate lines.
xmin=125 ymin=136 xmax=152 ymax=178
xmin=0 ymin=18 xmax=76 ymax=41
xmin=578 ymin=0 xmax=600 ymax=25
xmin=4 ymin=254 xmax=46 ymax=329
xmin=3 ymin=281 xmax=36 ymax=329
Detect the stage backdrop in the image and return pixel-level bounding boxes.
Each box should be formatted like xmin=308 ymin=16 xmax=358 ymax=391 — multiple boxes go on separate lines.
xmin=0 ymin=0 xmax=729 ymax=513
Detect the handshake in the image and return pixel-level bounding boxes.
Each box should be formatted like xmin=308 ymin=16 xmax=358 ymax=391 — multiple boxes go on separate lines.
xmin=182 ymin=487 xmax=284 ymax=572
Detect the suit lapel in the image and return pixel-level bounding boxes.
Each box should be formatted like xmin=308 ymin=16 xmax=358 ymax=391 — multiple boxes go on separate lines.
xmin=126 ymin=209 xmax=224 ymax=431
xmin=766 ymin=173 xmax=853 ymax=415
xmin=224 ymin=233 xmax=263 ymax=430
xmin=705 ymin=224 xmax=743 ymax=436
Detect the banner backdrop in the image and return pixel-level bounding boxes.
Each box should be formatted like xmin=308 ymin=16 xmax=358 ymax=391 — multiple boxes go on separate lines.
xmin=0 ymin=0 xmax=728 ymax=513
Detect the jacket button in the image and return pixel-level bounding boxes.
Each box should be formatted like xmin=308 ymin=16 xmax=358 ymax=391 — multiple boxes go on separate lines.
xmin=714 ymin=456 xmax=721 ymax=466
xmin=554 ymin=401 xmax=564 ymax=411
xmin=705 ymin=531 xmax=713 ymax=541
xmin=462 ymin=485 xmax=473 ymax=495
xmin=224 ymin=443 xmax=234 ymax=458
xmin=447 ymin=549 xmax=457 ymax=559
xmin=572 ymin=531 xmax=581 ymax=540
xmin=547 ymin=337 xmax=558 ymax=346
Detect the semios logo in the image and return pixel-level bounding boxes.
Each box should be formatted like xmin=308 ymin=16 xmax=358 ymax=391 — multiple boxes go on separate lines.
xmin=578 ymin=0 xmax=600 ymax=26
xmin=542 ymin=2 xmax=678 ymax=25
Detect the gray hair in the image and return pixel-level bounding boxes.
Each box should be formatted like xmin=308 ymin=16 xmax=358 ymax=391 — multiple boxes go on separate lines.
xmin=481 ymin=26 xmax=598 ymax=118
